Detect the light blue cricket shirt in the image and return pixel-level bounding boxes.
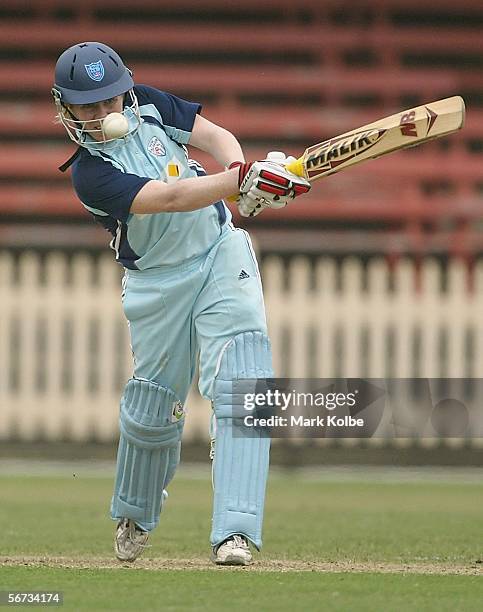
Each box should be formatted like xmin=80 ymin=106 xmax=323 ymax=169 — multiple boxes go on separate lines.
xmin=69 ymin=85 xmax=232 ymax=270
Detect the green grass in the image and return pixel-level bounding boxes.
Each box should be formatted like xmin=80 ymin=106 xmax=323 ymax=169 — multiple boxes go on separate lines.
xmin=2 ymin=567 xmax=483 ymax=612
xmin=1 ymin=471 xmax=482 ymax=611
xmin=1 ymin=473 xmax=482 ymax=563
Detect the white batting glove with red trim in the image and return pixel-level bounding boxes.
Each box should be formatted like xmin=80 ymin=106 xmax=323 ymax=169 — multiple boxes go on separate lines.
xmin=263 ymin=151 xmax=300 ymax=209
xmin=230 ymin=152 xmax=311 ymax=218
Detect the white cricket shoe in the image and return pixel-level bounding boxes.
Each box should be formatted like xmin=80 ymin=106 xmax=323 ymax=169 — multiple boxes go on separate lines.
xmin=114 ymin=518 xmax=149 ymax=562
xmin=211 ymin=534 xmax=253 ymax=566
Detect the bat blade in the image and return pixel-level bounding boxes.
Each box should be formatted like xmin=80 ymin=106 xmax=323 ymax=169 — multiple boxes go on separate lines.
xmin=286 ymin=96 xmax=465 ymax=182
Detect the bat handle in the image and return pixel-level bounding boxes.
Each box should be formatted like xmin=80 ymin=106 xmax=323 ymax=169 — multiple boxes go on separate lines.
xmin=285 ymin=157 xmax=306 ymax=178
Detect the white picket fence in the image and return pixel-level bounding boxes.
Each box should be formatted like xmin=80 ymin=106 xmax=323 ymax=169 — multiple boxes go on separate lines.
xmin=1 ymin=251 xmax=483 ymax=443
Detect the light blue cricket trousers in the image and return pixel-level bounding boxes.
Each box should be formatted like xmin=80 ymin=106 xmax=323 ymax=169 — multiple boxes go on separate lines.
xmin=121 ymin=226 xmax=268 ymax=403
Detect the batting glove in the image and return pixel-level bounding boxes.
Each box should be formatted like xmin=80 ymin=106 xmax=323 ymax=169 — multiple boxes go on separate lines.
xmin=230 ymin=153 xmax=311 ymax=218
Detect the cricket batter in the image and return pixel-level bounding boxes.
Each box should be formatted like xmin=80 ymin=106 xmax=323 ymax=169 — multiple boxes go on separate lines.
xmin=52 ymin=42 xmax=310 ymax=565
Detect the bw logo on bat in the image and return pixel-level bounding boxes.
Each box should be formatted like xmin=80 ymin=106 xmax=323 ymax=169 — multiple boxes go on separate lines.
xmin=305 ymin=128 xmax=384 ymax=177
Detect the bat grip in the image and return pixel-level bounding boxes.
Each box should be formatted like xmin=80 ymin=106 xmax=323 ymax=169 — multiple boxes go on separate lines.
xmin=285 ymin=157 xmax=306 ymax=178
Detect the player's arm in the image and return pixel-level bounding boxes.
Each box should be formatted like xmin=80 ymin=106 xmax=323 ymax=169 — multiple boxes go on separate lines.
xmin=188 ymin=114 xmax=245 ymax=168
xmin=130 ymin=169 xmax=239 ymax=214
xmin=131 ymin=162 xmax=309 ymax=215
xmin=131 ymin=112 xmax=310 ymax=215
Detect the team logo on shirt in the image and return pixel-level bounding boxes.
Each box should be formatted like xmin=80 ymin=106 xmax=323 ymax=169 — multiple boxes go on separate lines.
xmin=84 ymin=60 xmax=105 ymax=82
xmin=147 ymin=136 xmax=166 ymax=157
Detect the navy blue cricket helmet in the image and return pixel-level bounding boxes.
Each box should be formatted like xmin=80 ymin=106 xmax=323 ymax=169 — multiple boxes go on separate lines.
xmin=52 ymin=42 xmax=141 ymax=148
xmin=52 ymin=42 xmax=134 ymax=104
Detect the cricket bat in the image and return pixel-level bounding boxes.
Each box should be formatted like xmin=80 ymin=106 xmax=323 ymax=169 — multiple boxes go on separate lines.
xmin=285 ymin=96 xmax=465 ymax=182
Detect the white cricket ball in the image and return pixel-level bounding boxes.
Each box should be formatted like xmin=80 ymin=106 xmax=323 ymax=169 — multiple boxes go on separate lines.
xmin=103 ymin=112 xmax=129 ymax=139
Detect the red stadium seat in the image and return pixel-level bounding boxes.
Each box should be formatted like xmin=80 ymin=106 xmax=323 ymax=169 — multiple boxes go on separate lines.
xmin=0 ymin=0 xmax=481 ymax=256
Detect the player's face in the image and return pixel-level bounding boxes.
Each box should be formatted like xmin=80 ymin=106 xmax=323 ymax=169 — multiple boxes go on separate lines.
xmin=66 ymin=95 xmax=124 ymax=141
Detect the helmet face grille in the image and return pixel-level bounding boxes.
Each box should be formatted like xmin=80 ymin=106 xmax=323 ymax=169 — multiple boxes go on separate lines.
xmin=54 ymin=89 xmax=142 ymax=150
